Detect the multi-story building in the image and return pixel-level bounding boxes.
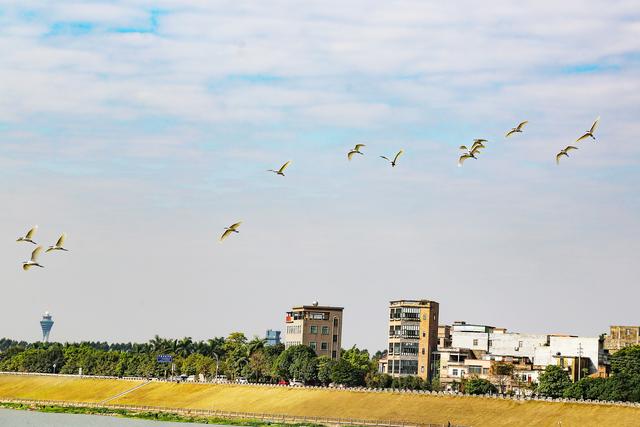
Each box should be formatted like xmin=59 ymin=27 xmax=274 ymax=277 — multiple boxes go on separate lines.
xmin=265 ymin=329 xmax=281 ymax=346
xmin=284 ymin=302 xmax=343 ymax=360
xmin=40 ymin=312 xmax=54 ymax=342
xmin=604 ymin=326 xmax=640 ymax=353
xmin=449 ymin=321 xmax=606 ymax=381
xmin=384 ymin=299 xmax=439 ymax=381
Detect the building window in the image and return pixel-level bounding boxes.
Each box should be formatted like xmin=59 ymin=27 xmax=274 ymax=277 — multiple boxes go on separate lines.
xmin=488 ymin=340 xmax=493 ymax=347
xmin=322 ymin=326 xmax=329 ymax=335
xmin=331 ymin=350 xmax=337 ymax=359
xmin=473 ymin=339 xmax=478 ymax=346
xmin=422 ymin=348 xmax=425 ymax=355
xmin=482 ymin=368 xmax=489 ymax=375
xmin=421 ymin=366 xmax=424 ymax=373
xmin=321 ymin=342 xmax=328 ymax=350
xmin=423 ymin=314 xmax=427 ymax=320
xmin=518 ymin=341 xmax=523 ymax=347
xmin=468 ymin=366 xmax=482 ymax=375
xmin=333 ymin=334 xmax=338 ymax=343
xmin=333 ymin=318 xmax=339 ymax=328
xmin=452 ymin=369 xmax=458 ymax=376
xmin=310 ymin=342 xmax=317 ymax=350
xmin=310 ymin=325 xmax=318 ymax=334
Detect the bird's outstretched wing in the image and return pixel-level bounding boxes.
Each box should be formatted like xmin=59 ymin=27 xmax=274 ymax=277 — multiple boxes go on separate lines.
xmin=278 ymin=161 xmax=291 ymax=174
xmin=516 ymin=120 xmax=528 ymax=131
xmin=393 ymin=150 xmax=404 ymax=164
xmin=473 ymin=139 xmax=487 ymax=143
xmin=458 ymin=154 xmax=473 ymax=166
xmin=556 ymin=152 xmax=568 ymax=165
xmin=229 ymin=222 xmax=242 ymax=230
xmin=505 ymin=129 xmax=516 ymax=138
xmin=219 ymin=229 xmax=234 ymax=242
xmin=347 ymin=150 xmax=358 ymax=160
xmin=55 ymin=233 xmax=66 ymax=247
xmin=354 ymin=144 xmax=365 ymax=151
xmin=565 ymin=146 xmax=578 ymax=152
xmin=576 ymin=133 xmax=590 ymax=142
xmin=459 ymin=145 xmax=468 ymax=151
xmin=380 ymin=156 xmax=390 ymax=161
xmin=590 ymin=116 xmax=600 ymax=133
xmin=31 ymin=246 xmax=43 ymax=262
xmin=470 ymin=146 xmax=482 ymax=156
xmin=23 ymin=264 xmax=31 ymax=271
xmin=25 ymin=226 xmax=38 ymax=239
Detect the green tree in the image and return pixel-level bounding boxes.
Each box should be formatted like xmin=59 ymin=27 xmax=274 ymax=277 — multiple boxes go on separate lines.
xmin=317 ymin=356 xmax=336 ymax=385
xmin=274 ymin=345 xmax=317 ymax=382
xmin=610 ymin=345 xmax=640 ymax=377
xmin=537 ymin=365 xmax=572 ymax=398
xmin=464 ymin=377 xmax=497 ymax=395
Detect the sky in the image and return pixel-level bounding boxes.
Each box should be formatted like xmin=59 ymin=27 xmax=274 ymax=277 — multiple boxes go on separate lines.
xmin=1 ymin=1 xmax=639 ymax=352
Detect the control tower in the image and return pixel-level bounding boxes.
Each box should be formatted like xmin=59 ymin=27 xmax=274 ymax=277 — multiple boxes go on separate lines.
xmin=40 ymin=312 xmax=54 ymax=342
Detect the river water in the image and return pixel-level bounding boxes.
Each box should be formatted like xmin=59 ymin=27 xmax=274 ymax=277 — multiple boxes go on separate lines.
xmin=0 ymin=408 xmax=223 ymax=426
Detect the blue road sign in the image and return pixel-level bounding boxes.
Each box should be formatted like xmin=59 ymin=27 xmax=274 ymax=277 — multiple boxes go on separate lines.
xmin=157 ymin=355 xmax=173 ymax=363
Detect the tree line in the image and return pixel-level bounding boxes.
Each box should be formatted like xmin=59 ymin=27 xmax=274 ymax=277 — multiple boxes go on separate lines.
xmin=0 ymin=334 xmax=427 ymax=389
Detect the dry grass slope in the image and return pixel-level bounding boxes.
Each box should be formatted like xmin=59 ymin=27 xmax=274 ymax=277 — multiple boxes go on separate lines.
xmin=0 ymin=375 xmax=143 ymax=403
xmin=1 ymin=375 xmax=639 ymax=427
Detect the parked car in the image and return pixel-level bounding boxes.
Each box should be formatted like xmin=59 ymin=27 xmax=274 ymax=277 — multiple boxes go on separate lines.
xmin=278 ymin=379 xmax=289 ymax=385
xmin=236 ymin=377 xmax=248 ymax=384
xmin=290 ymin=379 xmax=304 ymax=387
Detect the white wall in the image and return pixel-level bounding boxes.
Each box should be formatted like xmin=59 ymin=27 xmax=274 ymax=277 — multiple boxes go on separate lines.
xmin=451 ymin=331 xmax=489 ymax=351
xmin=488 ymin=333 xmax=549 ymax=360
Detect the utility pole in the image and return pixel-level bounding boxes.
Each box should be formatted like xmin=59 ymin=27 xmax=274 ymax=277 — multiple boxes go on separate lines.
xmin=577 ymin=343 xmax=583 ymax=381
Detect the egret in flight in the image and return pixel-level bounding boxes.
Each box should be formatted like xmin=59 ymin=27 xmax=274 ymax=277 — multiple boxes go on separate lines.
xmin=46 ymin=233 xmax=68 ymax=253
xmin=220 ymin=222 xmax=242 ymax=242
xmin=576 ymin=117 xmax=600 ymax=142
xmin=267 ymin=161 xmax=292 ymax=176
xmin=380 ymin=150 xmax=404 ymax=167
xmin=23 ymin=246 xmax=44 ymax=270
xmin=17 ymin=226 xmax=38 ymax=244
xmin=556 ymin=146 xmax=578 ymax=165
xmin=347 ymin=144 xmax=366 ymax=160
xmin=505 ymin=121 xmax=528 ymax=138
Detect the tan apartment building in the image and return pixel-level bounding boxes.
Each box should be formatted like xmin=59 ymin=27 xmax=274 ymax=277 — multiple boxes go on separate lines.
xmin=284 ymin=302 xmax=343 ymax=360
xmin=384 ymin=299 xmax=439 ymax=381
xmin=604 ymin=325 xmax=640 ymax=354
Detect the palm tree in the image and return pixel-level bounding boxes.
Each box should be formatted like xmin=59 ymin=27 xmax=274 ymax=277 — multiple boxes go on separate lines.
xmin=176 ymin=337 xmax=193 ymax=358
xmin=247 ymin=337 xmax=267 ymax=355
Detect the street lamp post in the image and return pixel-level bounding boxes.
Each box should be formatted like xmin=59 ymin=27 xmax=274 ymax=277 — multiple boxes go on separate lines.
xmin=212 ymin=352 xmax=219 ymax=380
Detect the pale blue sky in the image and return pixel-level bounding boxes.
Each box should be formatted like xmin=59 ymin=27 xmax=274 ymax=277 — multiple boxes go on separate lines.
xmin=1 ymin=1 xmax=639 ymax=351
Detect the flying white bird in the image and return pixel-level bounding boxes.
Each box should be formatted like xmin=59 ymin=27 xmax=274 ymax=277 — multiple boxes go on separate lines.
xmin=556 ymin=146 xmax=579 ymax=165
xmin=458 ymin=142 xmax=484 ymax=167
xmin=267 ymin=161 xmax=292 ymax=176
xmin=458 ymin=152 xmax=478 ymax=167
xmin=505 ymin=121 xmax=528 ymax=138
xmin=46 ymin=233 xmax=68 ymax=253
xmin=576 ymin=117 xmax=600 ymax=142
xmin=17 ymin=226 xmax=38 ymax=244
xmin=347 ymin=144 xmax=366 ymax=160
xmin=380 ymin=150 xmax=404 ymax=167
xmin=23 ymin=246 xmax=44 ymax=271
xmin=220 ymin=222 xmax=242 ymax=242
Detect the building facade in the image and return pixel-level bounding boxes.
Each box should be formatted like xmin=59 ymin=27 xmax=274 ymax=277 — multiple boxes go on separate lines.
xmin=265 ymin=329 xmax=281 ymax=346
xmin=385 ymin=299 xmax=439 ymax=381
xmin=40 ymin=312 xmax=54 ymax=342
xmin=284 ymin=302 xmax=343 ymax=360
xmin=604 ymin=325 xmax=640 ymax=354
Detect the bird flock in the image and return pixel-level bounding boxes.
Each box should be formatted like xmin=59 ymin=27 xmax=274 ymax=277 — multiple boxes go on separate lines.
xmin=16 ymin=116 xmax=601 ymax=256
xmin=457 ymin=117 xmax=600 ymax=167
xmin=16 ymin=226 xmax=68 ymax=270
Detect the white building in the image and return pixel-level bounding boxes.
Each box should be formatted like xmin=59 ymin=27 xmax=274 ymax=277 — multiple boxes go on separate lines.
xmin=449 ymin=322 xmax=605 ymax=376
